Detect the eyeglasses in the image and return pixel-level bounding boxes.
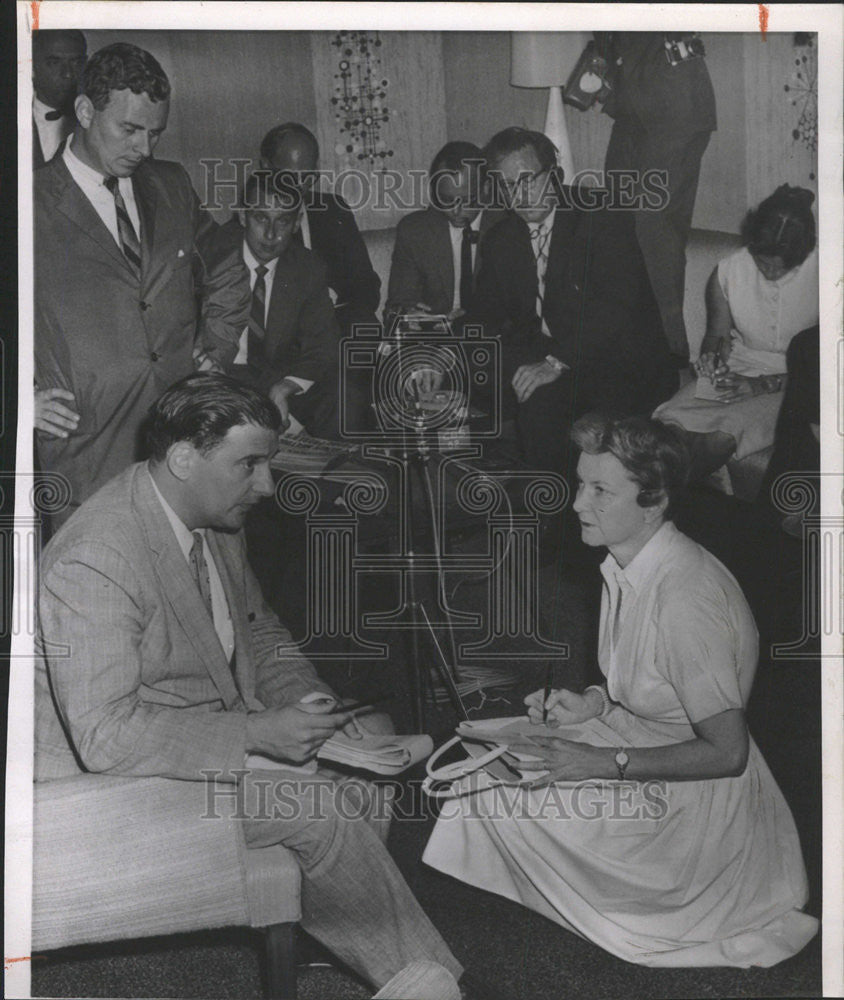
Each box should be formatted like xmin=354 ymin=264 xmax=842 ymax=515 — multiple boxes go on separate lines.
xmin=495 ymin=166 xmax=552 ymax=197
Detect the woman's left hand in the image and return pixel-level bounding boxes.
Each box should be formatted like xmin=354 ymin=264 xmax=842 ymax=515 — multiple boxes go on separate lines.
xmin=712 ymin=373 xmax=765 ymax=404
xmin=508 ymin=736 xmax=610 ymax=787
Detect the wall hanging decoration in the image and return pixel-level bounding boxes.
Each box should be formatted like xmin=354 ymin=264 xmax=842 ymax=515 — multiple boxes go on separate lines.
xmin=331 ymin=31 xmax=394 ymax=170
xmin=786 ymin=34 xmax=818 ymax=180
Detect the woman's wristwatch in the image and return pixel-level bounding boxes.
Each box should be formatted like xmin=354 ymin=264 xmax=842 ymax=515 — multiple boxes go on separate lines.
xmin=614 ymin=747 xmax=630 ymax=781
xmin=544 ymin=354 xmax=566 ymax=374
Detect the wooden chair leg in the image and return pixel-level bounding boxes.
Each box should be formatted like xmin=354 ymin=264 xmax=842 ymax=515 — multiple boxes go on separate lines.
xmin=264 ymin=921 xmax=298 ymax=999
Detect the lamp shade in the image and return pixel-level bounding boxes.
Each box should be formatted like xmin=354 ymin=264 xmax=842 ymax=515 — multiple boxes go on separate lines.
xmin=510 ymin=32 xmax=591 ymax=88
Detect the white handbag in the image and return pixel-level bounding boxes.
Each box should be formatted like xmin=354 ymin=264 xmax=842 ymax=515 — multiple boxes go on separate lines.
xmin=421 ymin=718 xmax=549 ymax=800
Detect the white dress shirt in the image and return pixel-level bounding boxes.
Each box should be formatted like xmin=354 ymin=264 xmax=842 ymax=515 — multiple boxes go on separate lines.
xmin=447 ymin=213 xmax=482 ymax=313
xmin=148 ymin=468 xmax=235 ymax=663
xmin=33 ymin=96 xmax=68 ymax=163
xmin=62 ymin=137 xmax=142 ymax=247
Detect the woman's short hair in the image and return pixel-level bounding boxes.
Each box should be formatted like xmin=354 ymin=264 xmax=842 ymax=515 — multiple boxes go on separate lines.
xmin=82 ymin=42 xmax=170 ymax=112
xmin=571 ymin=413 xmax=690 ymax=521
xmin=741 ymin=184 xmax=816 ymax=270
xmin=144 ymin=373 xmax=281 ymax=463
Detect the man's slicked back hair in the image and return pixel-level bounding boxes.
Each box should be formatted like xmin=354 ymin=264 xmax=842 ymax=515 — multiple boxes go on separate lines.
xmin=145 ymin=373 xmax=281 ymax=463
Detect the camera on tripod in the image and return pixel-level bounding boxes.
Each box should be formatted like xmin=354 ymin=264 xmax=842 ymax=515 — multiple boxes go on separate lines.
xmin=339 ymin=315 xmax=501 ymax=444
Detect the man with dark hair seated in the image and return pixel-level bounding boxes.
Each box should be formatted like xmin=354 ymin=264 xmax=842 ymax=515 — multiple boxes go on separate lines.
xmin=386 ymin=140 xmax=499 ymax=323
xmin=36 ymin=372 xmax=464 ymax=993
xmin=468 ymin=126 xmax=676 ymax=473
xmin=200 ymin=170 xmax=342 ymax=439
xmin=259 ymin=122 xmax=381 ymax=337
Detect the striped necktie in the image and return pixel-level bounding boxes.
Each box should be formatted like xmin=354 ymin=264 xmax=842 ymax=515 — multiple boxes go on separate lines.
xmin=104 ymin=175 xmax=141 ymax=277
xmin=529 ymin=222 xmax=552 ymax=323
xmin=189 ymin=531 xmax=214 ymax=619
xmin=247 ymin=264 xmax=268 ymax=363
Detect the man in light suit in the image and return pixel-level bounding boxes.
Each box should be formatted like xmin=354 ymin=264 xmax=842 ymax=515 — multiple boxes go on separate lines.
xmin=203 ymin=170 xmax=342 ymax=439
xmin=259 ymin=123 xmax=381 ymax=337
xmin=35 ymin=373 xmax=464 ymax=992
xmin=32 ymin=29 xmax=87 ymax=169
xmin=386 ymin=141 xmax=499 ymax=324
xmin=35 ymin=42 xmax=250 ymax=523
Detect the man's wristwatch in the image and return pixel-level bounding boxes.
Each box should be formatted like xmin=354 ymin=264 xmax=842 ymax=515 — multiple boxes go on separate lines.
xmin=614 ymin=747 xmax=630 ymax=781
xmin=544 ymin=354 xmax=565 ymax=373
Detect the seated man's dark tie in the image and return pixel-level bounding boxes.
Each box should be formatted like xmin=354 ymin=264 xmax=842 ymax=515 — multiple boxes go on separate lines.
xmin=460 ymin=226 xmax=479 ymax=311
xmin=248 ymin=263 xmax=269 ymax=363
xmin=104 ymin=175 xmax=142 ymax=278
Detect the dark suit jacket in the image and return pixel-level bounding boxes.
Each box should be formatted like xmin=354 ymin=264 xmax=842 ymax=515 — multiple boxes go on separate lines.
xmin=305 ymin=191 xmax=381 ymax=331
xmin=35 ymin=155 xmax=251 ymax=510
xmin=386 ymin=208 xmax=501 ymax=318
xmin=471 ymin=195 xmax=674 ymax=415
xmin=35 ymin=462 xmax=331 ymax=782
xmin=205 ymin=218 xmax=340 ymax=394
xmin=33 ymin=113 xmax=74 ymax=169
xmin=598 ymin=32 xmax=716 ymax=136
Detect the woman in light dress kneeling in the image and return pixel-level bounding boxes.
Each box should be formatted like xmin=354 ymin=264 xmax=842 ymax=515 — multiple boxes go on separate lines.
xmin=423 ymin=414 xmax=817 ymax=968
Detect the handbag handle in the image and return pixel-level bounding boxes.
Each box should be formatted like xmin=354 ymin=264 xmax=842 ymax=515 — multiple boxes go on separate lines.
xmin=421 ymin=736 xmax=535 ymax=800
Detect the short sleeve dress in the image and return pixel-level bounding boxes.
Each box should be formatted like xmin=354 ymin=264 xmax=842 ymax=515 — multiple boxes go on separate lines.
xmin=422 ymin=523 xmax=818 ymax=967
xmin=653 ymin=247 xmax=819 ymax=458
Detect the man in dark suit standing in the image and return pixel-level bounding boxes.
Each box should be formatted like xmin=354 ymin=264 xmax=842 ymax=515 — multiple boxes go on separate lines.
xmin=32 ymin=29 xmax=86 ymax=169
xmin=386 ymin=141 xmax=499 ymax=323
xmin=596 ymin=32 xmax=716 ymax=363
xmin=472 ymin=127 xmax=675 ymax=473
xmin=202 ymin=171 xmax=341 ymax=439
xmin=34 ymin=42 xmax=250 ymax=523
xmin=259 ymin=123 xmax=381 ymax=337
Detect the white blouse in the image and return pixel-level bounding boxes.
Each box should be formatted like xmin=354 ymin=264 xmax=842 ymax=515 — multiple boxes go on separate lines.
xmin=718 ymin=246 xmax=819 ymax=375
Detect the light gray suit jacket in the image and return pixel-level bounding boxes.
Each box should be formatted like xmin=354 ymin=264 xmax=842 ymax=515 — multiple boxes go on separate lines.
xmin=35 ymin=463 xmax=332 ymax=783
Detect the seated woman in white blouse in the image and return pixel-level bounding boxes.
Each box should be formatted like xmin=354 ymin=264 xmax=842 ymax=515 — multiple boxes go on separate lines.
xmin=654 ymin=185 xmax=818 ymax=479
xmin=423 ymin=414 xmax=818 ymax=968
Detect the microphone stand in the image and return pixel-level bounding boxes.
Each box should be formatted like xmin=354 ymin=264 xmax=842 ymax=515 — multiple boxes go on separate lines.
xmin=377 ymin=320 xmax=468 ymax=728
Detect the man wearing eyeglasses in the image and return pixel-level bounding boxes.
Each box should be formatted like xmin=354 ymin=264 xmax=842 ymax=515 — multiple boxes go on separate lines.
xmin=470 ymin=127 xmax=676 ymax=474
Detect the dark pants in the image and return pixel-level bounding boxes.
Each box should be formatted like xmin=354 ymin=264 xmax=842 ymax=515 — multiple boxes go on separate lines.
xmin=513 ymin=359 xmax=678 ymax=475
xmin=758 ymin=325 xmax=820 ymax=515
xmin=605 ymin=124 xmax=712 ymax=357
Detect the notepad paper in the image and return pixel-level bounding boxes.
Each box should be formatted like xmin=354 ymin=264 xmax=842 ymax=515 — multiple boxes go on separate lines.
xmin=693 ymin=376 xmax=732 ymax=402
xmin=247 ymin=733 xmax=434 ymax=776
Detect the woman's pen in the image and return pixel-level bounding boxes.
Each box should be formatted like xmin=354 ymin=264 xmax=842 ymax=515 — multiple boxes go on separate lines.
xmin=542 ymin=666 xmax=554 ymax=723
xmin=711 ymin=343 xmax=723 ymax=383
